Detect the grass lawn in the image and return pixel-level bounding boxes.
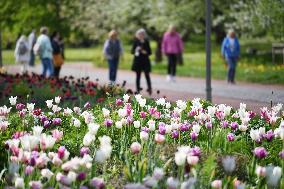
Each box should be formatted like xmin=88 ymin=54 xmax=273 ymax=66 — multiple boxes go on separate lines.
xmin=2 ymin=37 xmax=284 ymax=84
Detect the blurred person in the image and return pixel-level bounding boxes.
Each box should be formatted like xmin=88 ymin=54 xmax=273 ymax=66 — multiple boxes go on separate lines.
xmin=221 ymin=29 xmax=240 ymax=84
xmin=103 ymin=30 xmax=123 ymax=85
xmin=131 ymin=28 xmax=152 ymax=95
xmin=28 ymin=29 xmax=36 ymax=66
xmin=34 ymin=26 xmax=53 ymax=77
xmin=162 ymin=25 xmax=184 ymax=82
xmin=51 ymin=31 xmax=64 ymax=78
xmin=14 ymin=35 xmax=30 ymax=74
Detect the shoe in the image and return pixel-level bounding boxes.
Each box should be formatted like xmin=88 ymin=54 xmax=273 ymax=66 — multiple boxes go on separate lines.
xmin=166 ymin=75 xmax=172 ymax=82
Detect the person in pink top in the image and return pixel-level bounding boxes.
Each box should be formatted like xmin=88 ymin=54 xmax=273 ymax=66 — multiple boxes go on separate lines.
xmin=162 ymin=25 xmax=184 ymax=82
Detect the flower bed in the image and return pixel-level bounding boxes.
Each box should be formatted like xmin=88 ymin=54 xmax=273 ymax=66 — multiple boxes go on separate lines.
xmin=0 ymin=92 xmax=284 ymax=188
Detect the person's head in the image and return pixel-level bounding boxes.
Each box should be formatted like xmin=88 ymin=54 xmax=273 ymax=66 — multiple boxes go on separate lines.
xmin=40 ymin=27 xmax=49 ymax=35
xmin=51 ymin=31 xmax=60 ymax=40
xmin=228 ymin=29 xmax=235 ymax=38
xmin=135 ymin=28 xmax=146 ymax=41
xmin=19 ymin=35 xmax=27 ymax=41
xmin=108 ymin=30 xmax=118 ymax=40
xmin=168 ymin=24 xmax=176 ymax=34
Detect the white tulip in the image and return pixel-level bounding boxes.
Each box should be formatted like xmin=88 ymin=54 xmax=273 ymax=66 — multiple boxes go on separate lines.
xmin=73 ymin=118 xmax=81 ymax=128
xmin=156 ymin=98 xmax=166 ymax=106
xmin=83 ymin=133 xmax=94 ymax=146
xmin=175 ymin=151 xmax=187 ymax=166
xmin=15 ymin=177 xmax=24 ymax=188
xmin=54 ymin=96 xmax=61 ymax=104
xmin=41 ymin=168 xmax=54 ymax=180
xmin=123 ymin=94 xmax=130 ymax=102
xmin=102 ymin=108 xmax=110 ymax=117
xmin=138 ymin=98 xmax=146 ymax=107
xmin=176 ymin=100 xmax=187 ymax=110
xmin=46 ymin=100 xmax=53 ymax=109
xmin=88 ymin=123 xmax=100 ymax=135
xmin=27 ymin=103 xmax=35 ymax=112
xmin=133 ymin=120 xmax=140 ymax=128
xmin=9 ymin=96 xmax=17 ymax=106
xmin=115 ymin=121 xmax=123 ymax=129
xmin=147 ymin=120 xmax=155 ymax=131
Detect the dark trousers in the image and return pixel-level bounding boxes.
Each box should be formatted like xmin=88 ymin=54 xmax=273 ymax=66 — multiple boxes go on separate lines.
xmin=226 ymin=58 xmax=237 ymax=82
xmin=29 ymin=51 xmax=35 ymax=66
xmin=108 ymin=58 xmax=119 ymax=82
xmin=136 ymin=71 xmax=152 ymax=92
xmin=167 ymin=54 xmax=177 ymax=76
xmin=54 ymin=66 xmax=61 ymax=78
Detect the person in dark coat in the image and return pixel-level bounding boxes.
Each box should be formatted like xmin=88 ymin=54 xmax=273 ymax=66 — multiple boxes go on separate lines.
xmin=51 ymin=31 xmax=64 ymax=78
xmin=131 ymin=28 xmax=152 ymax=95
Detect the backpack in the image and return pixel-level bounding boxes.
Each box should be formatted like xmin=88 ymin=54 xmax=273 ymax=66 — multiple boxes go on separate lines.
xmin=18 ymin=41 xmax=28 ymax=55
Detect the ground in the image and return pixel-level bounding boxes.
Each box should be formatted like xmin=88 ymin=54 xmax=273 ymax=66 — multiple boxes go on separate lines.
xmin=6 ymin=62 xmax=284 ymax=111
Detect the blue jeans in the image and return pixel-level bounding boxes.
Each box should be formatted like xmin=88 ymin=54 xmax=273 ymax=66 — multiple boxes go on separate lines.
xmin=226 ymin=57 xmax=237 ymax=82
xmin=108 ymin=58 xmax=119 ymax=82
xmin=41 ymin=58 xmax=54 ymax=77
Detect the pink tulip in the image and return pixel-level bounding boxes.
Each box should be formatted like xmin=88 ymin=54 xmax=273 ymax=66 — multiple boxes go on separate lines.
xmin=130 ymin=142 xmax=142 ymax=154
xmin=211 ymin=180 xmax=222 ymax=189
xmin=155 ymin=134 xmax=165 ymax=144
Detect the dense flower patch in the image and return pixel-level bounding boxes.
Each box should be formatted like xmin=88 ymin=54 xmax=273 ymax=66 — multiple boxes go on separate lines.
xmin=0 ymin=73 xmax=125 ymax=107
xmin=0 ymin=94 xmax=284 ymax=188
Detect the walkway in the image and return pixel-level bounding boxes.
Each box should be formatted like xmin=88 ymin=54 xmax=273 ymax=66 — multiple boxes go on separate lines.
xmin=5 ymin=62 xmax=284 ymax=111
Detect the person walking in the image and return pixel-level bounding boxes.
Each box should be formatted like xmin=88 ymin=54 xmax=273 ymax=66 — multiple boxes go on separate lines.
xmin=34 ymin=27 xmax=53 ymax=77
xmin=103 ymin=30 xmax=123 ymax=85
xmin=221 ymin=29 xmax=240 ymax=84
xmin=131 ymin=28 xmax=152 ymax=95
xmin=28 ymin=29 xmax=36 ymax=67
xmin=14 ymin=35 xmax=30 ymax=74
xmin=162 ymin=25 xmax=184 ymax=82
xmin=51 ymin=31 xmax=64 ymax=78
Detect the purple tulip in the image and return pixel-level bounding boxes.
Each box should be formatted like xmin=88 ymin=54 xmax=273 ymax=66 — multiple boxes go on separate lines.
xmin=58 ymin=146 xmax=65 ymax=159
xmin=227 ymin=133 xmax=235 ymax=142
xmin=104 ymin=119 xmax=113 ymax=127
xmin=44 ymin=120 xmax=51 ymax=128
xmin=189 ymin=146 xmax=201 ymax=157
xmin=60 ymin=175 xmax=72 ymax=186
xmin=84 ymin=102 xmax=91 ymax=109
xmin=25 ymin=165 xmax=34 ymax=175
xmin=127 ymin=116 xmax=133 ymax=124
xmin=77 ymin=172 xmax=86 ymax=181
xmin=221 ymin=121 xmax=229 ymax=128
xmin=265 ymin=130 xmax=274 ymax=142
xmin=19 ymin=110 xmax=26 ymax=118
xmin=190 ymin=132 xmax=198 ymax=141
xmin=40 ymin=115 xmax=48 ymax=123
xmin=279 ymin=150 xmax=284 ymax=159
xmin=80 ymin=147 xmax=90 ymax=157
xmin=171 ymin=130 xmax=179 ymax=139
xmin=159 ymin=125 xmax=166 ymax=135
xmin=205 ymin=122 xmax=212 ymax=129
xmin=116 ymin=98 xmax=123 ymax=106
xmin=180 ymin=123 xmax=190 ymax=131
xmin=140 ymin=111 xmax=147 ymax=119
xmin=80 ymin=186 xmax=89 ymax=189
xmin=90 ymin=177 xmax=105 ymax=189
xmin=230 ymin=122 xmax=238 ymax=130
xmin=254 ymin=147 xmax=268 ymax=159
xmin=141 ymin=127 xmax=149 ymax=133
xmin=16 ymin=103 xmax=25 ymax=110
xmin=52 ymin=118 xmax=62 ymax=126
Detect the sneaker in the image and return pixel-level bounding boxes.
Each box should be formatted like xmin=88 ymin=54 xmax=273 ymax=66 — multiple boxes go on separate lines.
xmin=166 ymin=75 xmax=172 ymax=82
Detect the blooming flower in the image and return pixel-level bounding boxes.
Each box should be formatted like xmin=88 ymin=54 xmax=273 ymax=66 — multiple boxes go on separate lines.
xmin=15 ymin=177 xmax=24 ymax=188
xmin=227 ymin=133 xmax=235 ymax=142
xmin=187 ymin=155 xmax=199 ymax=165
xmin=9 ymin=96 xmax=17 ymax=106
xmin=46 ymin=100 xmax=53 ymax=109
xmin=130 ymin=142 xmax=142 ymax=154
xmin=54 ymin=96 xmax=61 ymax=104
xmin=211 ymin=180 xmax=222 ymax=189
xmin=254 ymin=147 xmax=268 ymax=159
xmin=222 ymin=156 xmax=236 ymax=174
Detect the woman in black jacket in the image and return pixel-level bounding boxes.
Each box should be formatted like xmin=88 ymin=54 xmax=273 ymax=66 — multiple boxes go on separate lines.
xmin=131 ymin=28 xmax=152 ymax=95
xmin=51 ymin=31 xmax=64 ymax=78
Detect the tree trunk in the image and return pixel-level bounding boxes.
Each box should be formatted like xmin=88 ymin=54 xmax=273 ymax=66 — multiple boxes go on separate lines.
xmin=155 ymin=39 xmax=162 ymax=63
xmin=0 ymin=29 xmax=2 ymax=68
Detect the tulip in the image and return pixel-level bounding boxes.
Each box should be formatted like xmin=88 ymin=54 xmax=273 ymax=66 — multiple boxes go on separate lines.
xmin=57 ymin=146 xmax=65 ymax=159
xmin=279 ymin=150 xmax=284 ymax=159
xmin=211 ymin=180 xmax=222 ymax=189
xmin=80 ymin=147 xmax=90 ymax=157
xmin=227 ymin=133 xmax=235 ymax=142
xmin=25 ymin=166 xmax=34 ymax=175
xmin=187 ymin=155 xmax=199 ymax=165
xmin=15 ymin=177 xmax=24 ymax=188
xmin=205 ymin=122 xmax=212 ymax=129
xmin=90 ymin=177 xmax=105 ymax=189
xmin=189 ymin=146 xmax=201 ymax=157
xmin=254 ymin=147 xmax=268 ymax=159
xmin=222 ymin=156 xmax=236 ymax=174
xmin=167 ymin=177 xmax=179 ymax=189
xmin=52 ymin=118 xmax=62 ymax=126
xmin=265 ymin=130 xmax=274 ymax=142
xmin=153 ymin=167 xmax=164 ymax=180
xmin=175 ymin=151 xmax=187 ymax=166
xmin=104 ymin=119 xmax=113 ymax=127
xmin=190 ymin=132 xmax=198 ymax=141
xmin=130 ymin=142 xmax=142 ymax=154
xmin=256 ymin=166 xmax=266 ymax=177
xmin=155 ymin=134 xmax=165 ymax=144
xmin=116 ymin=98 xmax=123 ymax=106
xmin=140 ymin=131 xmax=149 ymax=141
xmin=16 ymin=103 xmax=25 ymax=110
xmin=171 ymin=130 xmax=179 ymax=139
xmin=9 ymin=96 xmax=17 ymax=106
xmin=77 ymin=172 xmax=86 ymax=181
xmin=140 ymin=111 xmax=147 ymax=119
xmin=230 ymin=122 xmax=238 ymax=130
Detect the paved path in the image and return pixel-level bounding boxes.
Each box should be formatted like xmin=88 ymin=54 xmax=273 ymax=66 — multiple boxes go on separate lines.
xmin=5 ymin=62 xmax=284 ymax=111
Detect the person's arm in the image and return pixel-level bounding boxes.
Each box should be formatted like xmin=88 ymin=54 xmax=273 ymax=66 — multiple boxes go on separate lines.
xmin=177 ymin=34 xmax=184 ymax=53
xmin=161 ymin=34 xmax=166 ymax=54
xmin=131 ymin=40 xmax=137 ymax=54
xmin=236 ymin=38 xmax=240 ymax=58
xmin=221 ymin=38 xmax=226 ymax=58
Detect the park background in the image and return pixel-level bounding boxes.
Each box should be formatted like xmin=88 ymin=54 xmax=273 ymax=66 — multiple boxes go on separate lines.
xmin=1 ymin=0 xmax=284 ymax=84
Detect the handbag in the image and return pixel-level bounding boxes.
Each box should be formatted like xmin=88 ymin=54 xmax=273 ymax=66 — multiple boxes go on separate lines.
xmin=53 ymin=54 xmax=64 ymax=67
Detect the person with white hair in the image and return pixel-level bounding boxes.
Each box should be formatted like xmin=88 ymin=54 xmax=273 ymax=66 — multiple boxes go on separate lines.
xmin=221 ymin=29 xmax=240 ymax=84
xmin=162 ymin=25 xmax=184 ymax=82
xmin=103 ymin=30 xmax=123 ymax=85
xmin=131 ymin=28 xmax=152 ymax=95
xmin=14 ymin=35 xmax=30 ymax=74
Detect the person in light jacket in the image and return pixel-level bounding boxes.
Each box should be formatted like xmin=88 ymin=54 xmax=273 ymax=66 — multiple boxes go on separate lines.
xmin=131 ymin=28 xmax=152 ymax=95
xmin=221 ymin=29 xmax=240 ymax=84
xmin=35 ymin=27 xmax=53 ymax=77
xmin=14 ymin=35 xmax=30 ymax=74
xmin=162 ymin=25 xmax=184 ymax=82
xmin=103 ymin=30 xmax=123 ymax=85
